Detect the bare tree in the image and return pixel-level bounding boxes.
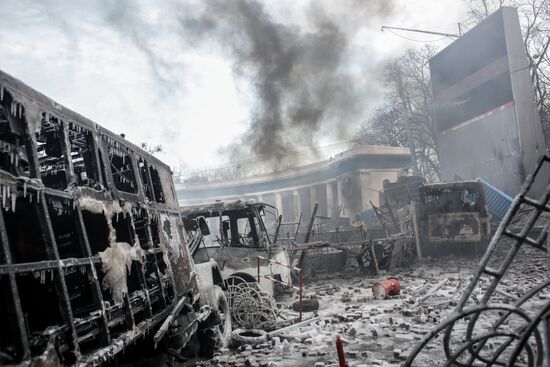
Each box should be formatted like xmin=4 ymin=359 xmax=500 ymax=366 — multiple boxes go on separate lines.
xmin=140 ymin=142 xmax=163 ymax=155
xmin=356 ymin=46 xmax=441 ymax=181
xmin=465 ymin=0 xmax=550 ymax=143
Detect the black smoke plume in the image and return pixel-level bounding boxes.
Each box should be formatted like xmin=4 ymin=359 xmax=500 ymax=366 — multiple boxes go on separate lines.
xmin=181 ymin=0 xmax=394 ymax=169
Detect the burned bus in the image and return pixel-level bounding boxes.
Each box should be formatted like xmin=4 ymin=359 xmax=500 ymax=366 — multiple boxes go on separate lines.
xmin=0 ymin=69 xmax=225 ymax=365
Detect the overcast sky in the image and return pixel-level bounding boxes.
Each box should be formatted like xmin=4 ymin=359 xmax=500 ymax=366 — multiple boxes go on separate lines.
xmin=0 ymin=0 xmax=468 ymax=174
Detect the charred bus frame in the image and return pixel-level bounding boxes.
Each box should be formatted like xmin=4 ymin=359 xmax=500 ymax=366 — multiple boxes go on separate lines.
xmin=0 ymin=70 xmax=204 ymax=365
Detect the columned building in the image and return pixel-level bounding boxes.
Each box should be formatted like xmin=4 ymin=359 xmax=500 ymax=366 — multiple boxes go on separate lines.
xmin=176 ymin=145 xmax=411 ymax=222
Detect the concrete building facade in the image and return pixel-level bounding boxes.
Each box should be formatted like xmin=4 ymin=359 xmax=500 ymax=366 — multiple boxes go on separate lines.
xmin=176 ymin=145 xmax=411 ymax=222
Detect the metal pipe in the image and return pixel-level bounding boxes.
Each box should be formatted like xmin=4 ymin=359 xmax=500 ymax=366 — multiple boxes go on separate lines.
xmin=293 ymin=211 xmax=303 ymax=241
xmin=336 ymin=335 xmax=348 ymax=367
xmin=381 ymin=25 xmax=459 ymax=38
xmin=257 ymin=256 xmax=261 ymax=284
xmin=299 ymin=270 xmax=303 ymax=322
xmin=273 ymin=214 xmax=283 ymax=244
xmin=304 ymin=202 xmax=319 ymax=244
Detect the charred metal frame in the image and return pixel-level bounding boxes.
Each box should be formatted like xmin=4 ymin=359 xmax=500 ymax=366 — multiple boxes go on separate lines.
xmin=182 ymin=201 xmax=277 ymax=249
xmin=405 ymin=154 xmax=550 ymax=366
xmin=415 ymin=181 xmax=491 ymax=251
xmin=0 ymin=70 xmax=198 ymax=365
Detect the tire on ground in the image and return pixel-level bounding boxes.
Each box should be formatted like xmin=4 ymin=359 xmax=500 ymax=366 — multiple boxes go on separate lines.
xmin=231 ymin=329 xmax=267 ymax=346
xmin=214 ymin=286 xmax=232 ymax=347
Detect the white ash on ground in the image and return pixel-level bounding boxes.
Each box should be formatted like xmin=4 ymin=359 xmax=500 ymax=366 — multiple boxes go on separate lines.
xmin=187 ymin=244 xmax=548 ymax=367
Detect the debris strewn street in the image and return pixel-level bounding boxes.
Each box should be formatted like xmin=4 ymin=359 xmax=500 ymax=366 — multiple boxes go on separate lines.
xmin=189 ymin=243 xmax=548 ymax=367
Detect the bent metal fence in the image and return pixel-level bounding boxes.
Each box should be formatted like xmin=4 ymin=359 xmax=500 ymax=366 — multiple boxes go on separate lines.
xmin=257 ymin=255 xmax=304 ymax=322
xmin=405 ymin=154 xmax=550 ymax=366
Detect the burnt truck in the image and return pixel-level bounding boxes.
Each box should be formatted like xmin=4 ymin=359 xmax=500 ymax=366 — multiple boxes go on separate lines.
xmin=181 ymin=201 xmax=292 ymax=296
xmin=405 ymin=181 xmax=491 ymax=257
xmin=0 ymin=69 xmax=228 ymax=365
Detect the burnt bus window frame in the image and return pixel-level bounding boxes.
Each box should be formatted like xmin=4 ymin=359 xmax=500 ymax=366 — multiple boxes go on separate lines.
xmin=0 ymin=93 xmax=30 ymax=178
xmin=137 ymin=155 xmax=166 ymax=204
xmin=34 ymin=112 xmax=107 ymax=192
xmin=101 ymin=134 xmax=141 ymax=200
xmin=67 ymin=122 xmax=104 ymax=189
xmin=35 ymin=113 xmax=68 ymax=190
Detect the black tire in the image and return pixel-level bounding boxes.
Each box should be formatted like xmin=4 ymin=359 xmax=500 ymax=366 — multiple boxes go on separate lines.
xmin=197 ymin=327 xmax=217 ymax=357
xmin=214 ymin=286 xmax=232 ymax=347
xmin=198 ymin=286 xmax=232 ymax=357
xmin=292 ymin=299 xmax=319 ymax=312
xmin=231 ymin=329 xmax=267 ymax=346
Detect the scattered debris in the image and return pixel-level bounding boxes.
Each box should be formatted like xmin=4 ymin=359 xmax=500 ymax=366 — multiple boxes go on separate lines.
xmin=406 ymin=154 xmax=550 ymax=366
xmin=372 ymin=277 xmax=401 ymax=300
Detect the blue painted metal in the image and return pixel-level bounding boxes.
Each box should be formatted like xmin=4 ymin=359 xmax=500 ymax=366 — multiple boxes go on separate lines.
xmin=360 ymin=209 xmax=379 ymax=226
xmin=476 ymin=177 xmax=513 ymax=220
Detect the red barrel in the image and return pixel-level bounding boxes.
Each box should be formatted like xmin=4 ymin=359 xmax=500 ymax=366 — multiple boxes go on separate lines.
xmin=372 ymin=277 xmax=401 ymax=300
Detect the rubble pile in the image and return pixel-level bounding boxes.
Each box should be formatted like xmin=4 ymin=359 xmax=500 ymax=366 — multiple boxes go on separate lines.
xmin=187 ymin=241 xmax=547 ymax=367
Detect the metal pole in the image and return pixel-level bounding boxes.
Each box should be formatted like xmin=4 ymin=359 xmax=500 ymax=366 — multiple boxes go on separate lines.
xmin=257 ymin=256 xmax=260 ymax=284
xmin=336 ymin=335 xmax=348 ymax=367
xmin=381 ymin=25 xmax=459 ymax=38
xmin=299 ymin=270 xmax=303 ymax=322
xmin=273 ymin=214 xmax=283 ymax=244
xmin=293 ymin=211 xmax=303 ymax=241
xmin=304 ymin=203 xmax=319 ymax=244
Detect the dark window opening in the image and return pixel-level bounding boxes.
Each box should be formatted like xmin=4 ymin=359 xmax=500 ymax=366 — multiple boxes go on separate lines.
xmin=16 ymin=273 xmax=63 ymax=343
xmin=111 ymin=213 xmax=132 ymax=243
xmin=64 ymin=269 xmax=95 ymax=319
xmin=424 ymin=188 xmax=480 ymax=213
xmin=150 ymin=216 xmax=160 ymax=247
xmin=0 ymin=103 xmax=29 ymax=177
xmin=82 ymin=211 xmax=109 ymax=256
xmin=144 ymin=254 xmax=158 ymax=284
xmin=149 ymin=165 xmax=165 ymax=203
xmin=137 ymin=158 xmax=165 ymax=203
xmin=106 ymin=139 xmax=137 ymax=194
xmin=4 ymin=199 xmax=48 ymax=263
xmin=138 ymin=158 xmax=154 ymax=201
xmin=132 ymin=208 xmax=150 ymax=249
xmin=68 ymin=123 xmax=100 ymax=189
xmin=47 ymin=198 xmax=84 ymax=259
xmin=155 ymin=253 xmax=166 ymax=275
xmin=0 ymin=277 xmax=22 ymax=361
xmin=36 ymin=113 xmax=67 ymax=190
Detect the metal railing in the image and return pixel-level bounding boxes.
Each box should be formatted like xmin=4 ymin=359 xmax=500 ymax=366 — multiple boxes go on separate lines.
xmin=257 ymin=255 xmax=303 ymax=322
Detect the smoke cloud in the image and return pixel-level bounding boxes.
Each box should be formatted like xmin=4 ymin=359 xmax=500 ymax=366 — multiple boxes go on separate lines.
xmin=6 ymin=0 xmax=395 ymax=171
xmin=180 ymin=0 xmax=395 ymax=168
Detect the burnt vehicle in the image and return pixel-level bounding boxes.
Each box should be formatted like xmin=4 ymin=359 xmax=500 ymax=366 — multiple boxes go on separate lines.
xmin=181 ymin=201 xmax=292 ymax=296
xmin=412 ymin=181 xmax=491 ymax=256
xmin=0 ymin=70 xmax=226 ymax=365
